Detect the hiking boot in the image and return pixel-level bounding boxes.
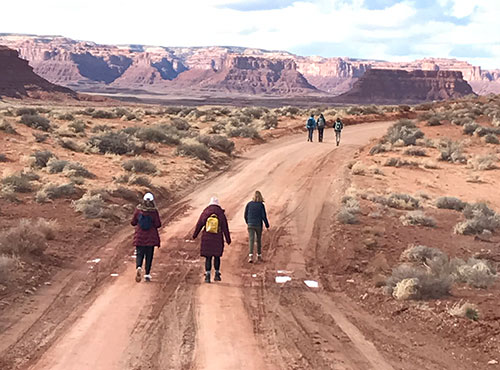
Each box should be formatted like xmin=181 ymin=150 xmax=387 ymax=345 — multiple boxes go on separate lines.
xmin=144 ymin=274 xmax=152 ymax=282
xmin=248 ymin=254 xmax=253 ymax=263
xmin=257 ymin=254 xmax=263 ymax=262
xmin=214 ymin=271 xmax=221 ymax=282
xmin=135 ymin=267 xmax=142 ymax=283
xmin=204 ymin=272 xmax=211 ymax=283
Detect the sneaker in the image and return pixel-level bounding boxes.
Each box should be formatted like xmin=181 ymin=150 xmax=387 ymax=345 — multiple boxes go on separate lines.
xmin=214 ymin=271 xmax=221 ymax=281
xmin=204 ymin=273 xmax=211 ymax=283
xmin=144 ymin=274 xmax=152 ymax=282
xmin=135 ymin=267 xmax=142 ymax=283
xmin=248 ymin=254 xmax=253 ymax=263
xmin=257 ymin=254 xmax=263 ymax=262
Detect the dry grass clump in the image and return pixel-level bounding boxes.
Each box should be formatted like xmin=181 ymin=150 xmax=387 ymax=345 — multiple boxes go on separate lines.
xmin=36 ymin=183 xmax=76 ymax=203
xmin=0 ymin=219 xmax=58 ymax=255
xmin=435 ymin=196 xmax=467 ymax=211
xmin=400 ymin=211 xmax=436 ymax=227
xmin=384 ymin=157 xmax=418 ymax=168
xmin=128 ymin=175 xmax=153 ymax=188
xmin=404 ymin=147 xmax=427 ymax=157
xmin=20 ymin=114 xmax=51 ymax=131
xmin=0 ymin=120 xmax=17 ymax=134
xmin=369 ymin=143 xmax=391 ymax=155
xmin=351 ymin=162 xmax=368 ymax=175
xmin=88 ymin=132 xmax=140 ymax=155
xmin=15 ymin=107 xmax=38 ymax=116
xmin=33 ymin=132 xmax=49 ymax=143
xmin=198 ymin=135 xmax=235 ymax=155
xmin=400 ymin=245 xmax=446 ymax=263
xmin=384 ymin=119 xmax=424 ymax=146
xmin=30 ymin=150 xmax=55 ymax=169
xmin=438 ymin=140 xmax=466 ymax=163
xmin=484 ymin=134 xmax=500 ymax=144
xmin=176 ymin=140 xmax=211 ymax=163
xmin=122 ymin=158 xmax=157 ymax=174
xmin=228 ymin=126 xmax=260 ymax=139
xmin=1 ymin=173 xmax=34 ymax=193
xmin=46 ymin=159 xmax=94 ymax=178
xmin=72 ymin=192 xmax=106 ymax=219
xmin=337 ymin=196 xmax=360 ymax=224
xmin=463 ymin=122 xmax=479 ymax=135
xmin=47 ymin=159 xmax=69 ymax=173
xmin=68 ymin=120 xmax=86 ymax=133
xmin=0 ymin=255 xmax=19 ymax=282
xmin=386 ymin=193 xmax=420 ymax=210
xmin=59 ymin=138 xmax=82 ymax=152
xmin=467 ymin=155 xmax=498 ymax=171
xmin=448 ymin=302 xmax=479 ymax=321
xmin=91 ymin=110 xmax=115 ymax=119
xmin=454 ymin=202 xmax=500 ymax=235
xmin=58 ymin=113 xmax=74 ymax=121
xmin=134 ymin=125 xmax=182 ymax=145
xmin=454 ymin=258 xmax=497 ymax=288
xmin=427 ymin=117 xmax=442 ymax=126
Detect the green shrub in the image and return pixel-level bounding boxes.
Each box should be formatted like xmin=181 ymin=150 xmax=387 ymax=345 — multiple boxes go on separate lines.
xmin=134 ymin=126 xmax=181 ymax=145
xmin=385 ymin=119 xmax=424 ymax=146
xmin=20 ymin=114 xmax=51 ymax=131
xmin=436 ymin=196 xmax=467 ymax=211
xmin=88 ymin=132 xmax=139 ymax=155
xmin=197 ymin=135 xmax=235 ymax=155
xmin=1 ymin=174 xmax=33 ymax=193
xmin=122 ymin=159 xmax=157 ymax=174
xmin=176 ymin=142 xmax=211 ymax=163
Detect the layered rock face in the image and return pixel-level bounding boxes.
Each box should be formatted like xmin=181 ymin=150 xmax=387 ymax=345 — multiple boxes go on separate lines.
xmin=334 ymin=69 xmax=474 ymax=104
xmin=0 ymin=34 xmax=498 ymax=97
xmin=0 ymin=45 xmax=77 ymax=98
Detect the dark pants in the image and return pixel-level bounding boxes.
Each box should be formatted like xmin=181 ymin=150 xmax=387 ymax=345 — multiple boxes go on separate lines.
xmin=248 ymin=226 xmax=263 ymax=255
xmin=335 ymin=130 xmax=341 ymax=145
xmin=307 ymin=128 xmax=314 ymax=142
xmin=318 ymin=127 xmax=324 ymax=142
xmin=205 ymin=256 xmax=221 ymax=272
xmin=136 ymin=246 xmax=154 ymax=274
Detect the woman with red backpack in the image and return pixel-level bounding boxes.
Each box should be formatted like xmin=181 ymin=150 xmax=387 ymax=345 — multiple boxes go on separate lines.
xmin=193 ymin=196 xmax=231 ymax=283
xmin=131 ymin=192 xmax=161 ymax=282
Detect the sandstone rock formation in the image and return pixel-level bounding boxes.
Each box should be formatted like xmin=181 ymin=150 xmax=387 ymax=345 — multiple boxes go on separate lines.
xmin=0 ymin=45 xmax=77 ymax=99
xmin=334 ymin=69 xmax=474 ymax=104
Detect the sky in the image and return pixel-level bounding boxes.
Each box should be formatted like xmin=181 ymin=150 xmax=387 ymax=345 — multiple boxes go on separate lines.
xmin=2 ymin=0 xmax=500 ymax=69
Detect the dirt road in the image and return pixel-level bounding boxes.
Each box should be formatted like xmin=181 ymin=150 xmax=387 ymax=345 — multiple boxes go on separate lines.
xmin=2 ymin=121 xmax=474 ymax=370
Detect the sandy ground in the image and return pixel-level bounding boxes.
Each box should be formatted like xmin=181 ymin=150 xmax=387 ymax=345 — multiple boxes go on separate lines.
xmin=1 ymin=121 xmax=494 ymax=369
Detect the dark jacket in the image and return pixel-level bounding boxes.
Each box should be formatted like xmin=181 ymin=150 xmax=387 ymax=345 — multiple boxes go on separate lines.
xmin=131 ymin=205 xmax=161 ymax=247
xmin=193 ymin=204 xmax=231 ymax=257
xmin=244 ymin=201 xmax=269 ymax=228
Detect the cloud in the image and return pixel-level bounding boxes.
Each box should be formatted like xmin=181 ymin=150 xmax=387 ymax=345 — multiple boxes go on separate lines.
xmin=449 ymin=45 xmax=494 ymax=58
xmin=219 ymin=0 xmax=311 ymax=11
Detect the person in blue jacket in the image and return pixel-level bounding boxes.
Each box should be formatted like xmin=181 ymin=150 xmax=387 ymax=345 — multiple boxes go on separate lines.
xmin=244 ymin=190 xmax=270 ymax=263
xmin=306 ymin=113 xmax=316 ymax=142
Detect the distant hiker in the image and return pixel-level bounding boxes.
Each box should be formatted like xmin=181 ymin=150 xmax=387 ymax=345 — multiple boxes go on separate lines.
xmin=244 ymin=190 xmax=270 ymax=263
xmin=306 ymin=113 xmax=316 ymax=142
xmin=317 ymin=113 xmax=326 ymax=142
xmin=131 ymin=192 xmax=162 ymax=283
xmin=193 ymin=196 xmax=231 ymax=283
xmin=334 ymin=117 xmax=344 ymax=146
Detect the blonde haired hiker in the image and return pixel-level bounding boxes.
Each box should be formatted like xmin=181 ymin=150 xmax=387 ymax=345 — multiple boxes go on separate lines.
xmin=244 ymin=191 xmax=270 ymax=263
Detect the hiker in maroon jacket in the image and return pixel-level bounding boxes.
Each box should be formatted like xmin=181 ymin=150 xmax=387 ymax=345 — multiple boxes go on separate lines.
xmin=192 ymin=196 xmax=231 ymax=283
xmin=131 ymin=192 xmax=161 ymax=282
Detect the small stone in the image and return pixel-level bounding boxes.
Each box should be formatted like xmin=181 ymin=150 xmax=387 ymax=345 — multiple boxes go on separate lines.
xmin=346 ymin=279 xmax=355 ymax=283
xmin=488 ymin=360 xmax=498 ymax=365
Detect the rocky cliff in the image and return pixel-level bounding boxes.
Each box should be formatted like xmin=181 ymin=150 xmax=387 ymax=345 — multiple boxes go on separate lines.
xmin=0 ymin=45 xmax=77 ymax=99
xmin=0 ymin=34 xmax=498 ymax=97
xmin=334 ymin=69 xmax=474 ymax=104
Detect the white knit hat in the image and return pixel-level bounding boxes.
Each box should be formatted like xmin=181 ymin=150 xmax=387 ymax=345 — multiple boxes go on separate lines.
xmin=143 ymin=192 xmax=154 ymax=201
xmin=209 ymin=196 xmax=219 ymax=205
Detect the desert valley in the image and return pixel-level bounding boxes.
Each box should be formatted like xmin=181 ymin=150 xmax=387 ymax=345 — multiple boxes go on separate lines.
xmin=0 ymin=30 xmax=499 ymax=370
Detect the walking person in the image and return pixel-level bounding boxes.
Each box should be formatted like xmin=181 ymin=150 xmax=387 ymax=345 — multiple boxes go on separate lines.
xmin=193 ymin=196 xmax=231 ymax=283
xmin=317 ymin=113 xmax=326 ymax=142
xmin=306 ymin=113 xmax=316 ymax=142
xmin=131 ymin=192 xmax=161 ymax=282
xmin=244 ymin=191 xmax=270 ymax=263
xmin=333 ymin=117 xmax=344 ymax=146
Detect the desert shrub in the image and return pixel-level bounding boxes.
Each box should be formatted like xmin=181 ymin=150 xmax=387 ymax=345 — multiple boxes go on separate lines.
xmin=72 ymin=192 xmax=106 ymax=218
xmin=36 ymin=183 xmax=76 ymax=203
xmin=454 ymin=258 xmax=497 ymax=288
xmin=1 ymin=174 xmax=33 ymax=193
xmin=467 ymin=155 xmax=498 ymax=171
xmin=197 ymin=135 xmax=235 ymax=155
xmin=64 ymin=162 xmax=94 ymax=178
xmin=454 ymin=202 xmax=500 ymax=235
xmin=384 ymin=157 xmax=418 ymax=168
xmin=91 ymin=110 xmax=115 ymax=119
xmin=122 ymin=158 xmax=157 ymax=174
xmin=387 ymin=193 xmax=420 ymax=210
xmin=176 ymin=142 xmax=211 ymax=163
xmin=128 ymin=175 xmax=153 ymax=187
xmin=386 ymin=263 xmax=452 ymax=299
xmin=88 ymin=132 xmax=139 ymax=155
xmin=15 ymin=107 xmax=37 ymax=116
xmin=449 ymin=302 xmax=479 ymax=321
xmin=484 ymin=134 xmax=499 ymax=144
xmin=171 ymin=117 xmax=190 ymax=131
xmin=33 ymin=132 xmax=49 ymax=143
xmin=59 ymin=138 xmax=82 ymax=152
xmin=404 ymin=147 xmax=427 ymax=157
xmin=58 ymin=113 xmax=74 ymax=121
xmin=351 ymin=162 xmax=367 ymax=175
xmin=0 ymin=255 xmax=18 ymax=282
xmin=228 ymin=126 xmax=260 ymax=139
xmin=436 ymin=196 xmax=467 ymax=211
xmin=0 ymin=120 xmax=17 ymax=134
xmin=474 ymin=126 xmax=498 ymax=137
xmin=20 ymin=114 xmax=51 ymax=131
xmin=400 ymin=245 xmax=446 ymax=263
xmin=91 ymin=124 xmax=113 ymax=133
xmin=47 ymin=158 xmax=70 ymax=173
xmin=134 ymin=126 xmax=181 ymax=145
xmin=262 ymin=114 xmax=278 ymax=129
xmin=384 ymin=119 xmax=424 ymax=146
xmin=0 ymin=154 xmax=7 ymax=162
xmin=337 ymin=196 xmax=360 ymax=224
xmin=111 ymin=186 xmax=139 ymax=202
xmin=68 ymin=120 xmax=86 ymax=133
xmin=31 ymin=150 xmax=55 ymax=168
xmin=0 ymin=219 xmax=57 ymax=255
xmin=369 ymin=143 xmax=390 ymax=155
xmin=400 ymin=211 xmax=436 ymax=227
xmin=427 ymin=117 xmax=442 ymax=126
xmin=439 ymin=140 xmax=466 ymax=163
xmin=463 ymin=122 xmax=479 ymax=135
